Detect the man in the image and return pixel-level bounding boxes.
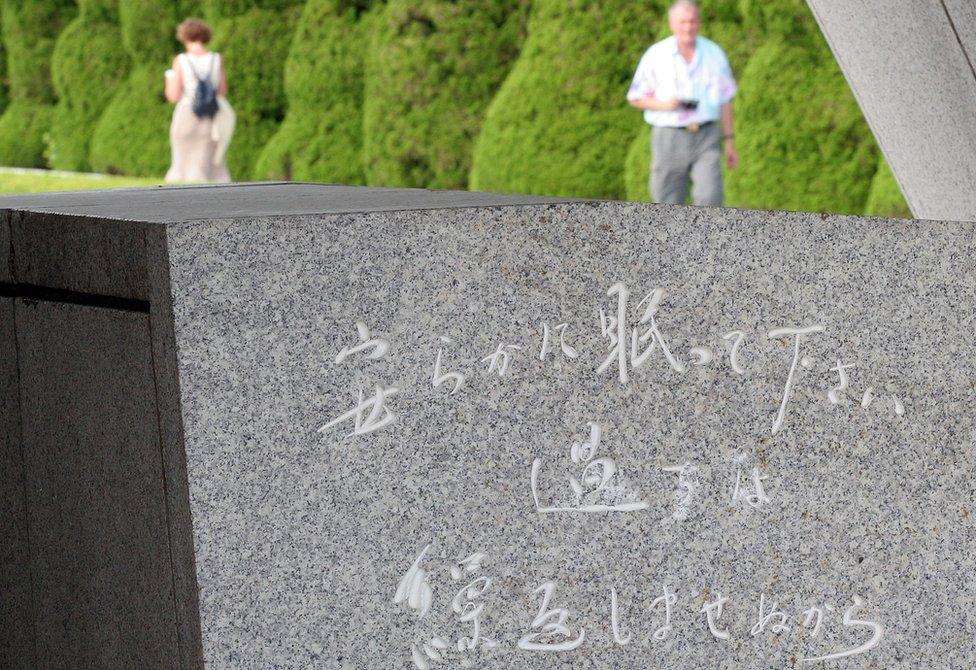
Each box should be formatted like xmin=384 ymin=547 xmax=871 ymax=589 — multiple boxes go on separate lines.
xmin=627 ymin=0 xmax=738 ymax=206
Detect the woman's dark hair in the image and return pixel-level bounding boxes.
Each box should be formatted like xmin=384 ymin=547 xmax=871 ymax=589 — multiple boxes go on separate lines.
xmin=177 ymin=18 xmax=213 ymax=45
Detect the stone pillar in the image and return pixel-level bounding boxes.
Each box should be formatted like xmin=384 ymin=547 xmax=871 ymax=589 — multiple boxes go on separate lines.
xmin=806 ymin=0 xmax=976 ymax=221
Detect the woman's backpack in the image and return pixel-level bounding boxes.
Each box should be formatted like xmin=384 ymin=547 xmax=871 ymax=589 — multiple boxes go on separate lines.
xmin=189 ymin=54 xmax=219 ymax=119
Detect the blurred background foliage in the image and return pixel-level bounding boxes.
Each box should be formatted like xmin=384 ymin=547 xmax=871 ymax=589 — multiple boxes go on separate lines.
xmin=0 ymin=0 xmax=76 ymax=167
xmin=0 ymin=0 xmax=911 ymax=217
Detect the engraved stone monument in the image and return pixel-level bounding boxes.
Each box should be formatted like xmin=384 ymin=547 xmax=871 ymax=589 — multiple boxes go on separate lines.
xmin=2 ymin=183 xmax=974 ymax=668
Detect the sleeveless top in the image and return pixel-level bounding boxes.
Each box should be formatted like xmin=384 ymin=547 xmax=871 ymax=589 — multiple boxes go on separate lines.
xmin=178 ymin=52 xmax=221 ymax=104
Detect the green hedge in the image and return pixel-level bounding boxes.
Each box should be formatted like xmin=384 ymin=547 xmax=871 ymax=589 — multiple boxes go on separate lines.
xmin=77 ymin=0 xmax=120 ymax=21
xmin=208 ymin=1 xmax=304 ymax=180
xmin=469 ymin=0 xmax=659 ymax=199
xmin=737 ymin=0 xmax=820 ymax=46
xmin=864 ymin=156 xmax=911 ymax=219
xmin=362 ymin=0 xmax=526 ymax=189
xmin=205 ymin=0 xmax=299 ymax=13
xmin=119 ymin=0 xmax=179 ymax=61
xmin=0 ymin=33 xmax=8 ymax=113
xmin=88 ymin=1 xmax=179 ymax=176
xmin=1 ymin=1 xmax=77 ymax=102
xmin=0 ymin=100 xmax=55 ymax=167
xmin=624 ymin=125 xmax=650 ymax=202
xmin=90 ymin=64 xmax=173 ymax=175
xmin=48 ymin=2 xmax=130 ymax=170
xmin=0 ymin=0 xmax=76 ymax=166
xmin=254 ymin=0 xmax=377 ymax=183
xmin=724 ymin=38 xmax=877 ymax=214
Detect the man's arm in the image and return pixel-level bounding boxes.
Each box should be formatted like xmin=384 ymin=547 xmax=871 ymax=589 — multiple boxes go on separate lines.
xmin=721 ymin=101 xmax=738 ymax=169
xmin=627 ymin=51 xmax=679 ymax=112
xmin=629 ymin=96 xmax=680 ymax=112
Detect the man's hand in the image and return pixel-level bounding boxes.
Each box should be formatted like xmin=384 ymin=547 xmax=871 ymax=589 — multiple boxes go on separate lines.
xmin=724 ymin=140 xmax=739 ymax=169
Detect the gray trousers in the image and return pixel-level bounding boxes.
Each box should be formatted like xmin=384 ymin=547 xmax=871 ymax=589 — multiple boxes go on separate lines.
xmin=650 ymin=122 xmax=723 ymax=206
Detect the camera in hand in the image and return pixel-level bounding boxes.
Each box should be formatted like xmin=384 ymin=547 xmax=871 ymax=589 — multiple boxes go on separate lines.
xmin=678 ymin=99 xmax=699 ymax=110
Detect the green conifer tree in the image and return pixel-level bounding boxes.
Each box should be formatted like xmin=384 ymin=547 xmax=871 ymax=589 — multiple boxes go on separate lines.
xmin=48 ymin=0 xmax=130 ymax=170
xmin=469 ymin=0 xmax=659 ymax=199
xmin=724 ymin=37 xmax=877 ymax=213
xmin=737 ymin=0 xmax=818 ymax=47
xmin=0 ymin=0 xmax=76 ymax=167
xmin=0 ymin=29 xmax=8 ymax=114
xmin=864 ymin=156 xmax=912 ymax=219
xmin=723 ymin=0 xmax=879 ymax=213
xmin=624 ymin=125 xmax=651 ymax=202
xmin=205 ymin=0 xmax=305 ymax=180
xmin=363 ymin=0 xmax=527 ymax=189
xmin=88 ymin=1 xmax=181 ymax=176
xmin=254 ymin=0 xmax=378 ymax=183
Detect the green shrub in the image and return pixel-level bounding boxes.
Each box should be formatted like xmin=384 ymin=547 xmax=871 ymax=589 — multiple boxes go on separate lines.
xmin=205 ymin=0 xmax=299 ymax=13
xmin=208 ymin=2 xmax=304 ymax=180
xmin=0 ymin=0 xmax=76 ymax=166
xmin=864 ymin=156 xmax=912 ymax=219
xmin=175 ymin=0 xmax=204 ymax=16
xmin=624 ymin=125 xmax=651 ymax=202
xmin=362 ymin=0 xmax=527 ymax=189
xmin=469 ymin=0 xmax=660 ymax=199
xmin=88 ymin=1 xmax=180 ymax=176
xmin=90 ymin=64 xmax=173 ymax=175
xmin=700 ymin=22 xmax=758 ymax=82
xmin=0 ymin=100 xmax=55 ymax=167
xmin=737 ymin=0 xmax=820 ymax=47
xmin=77 ymin=0 xmax=120 ymax=21
xmin=0 ymin=35 xmax=8 ymax=113
xmin=2 ymin=0 xmax=77 ymax=101
xmin=724 ymin=38 xmax=878 ymax=214
xmin=119 ymin=1 xmax=179 ymax=62
xmin=255 ymin=0 xmax=378 ymax=183
xmin=48 ymin=4 xmax=130 ymax=170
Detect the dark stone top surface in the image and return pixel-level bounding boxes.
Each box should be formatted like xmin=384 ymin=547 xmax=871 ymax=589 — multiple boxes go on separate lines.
xmin=0 ymin=182 xmax=576 ymax=223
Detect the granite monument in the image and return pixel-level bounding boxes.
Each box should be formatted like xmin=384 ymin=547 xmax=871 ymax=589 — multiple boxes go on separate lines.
xmin=2 ymin=183 xmax=974 ymax=668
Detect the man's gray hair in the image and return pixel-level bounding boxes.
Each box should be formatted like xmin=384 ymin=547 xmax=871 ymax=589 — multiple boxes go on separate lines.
xmin=668 ymin=0 xmax=700 ymax=17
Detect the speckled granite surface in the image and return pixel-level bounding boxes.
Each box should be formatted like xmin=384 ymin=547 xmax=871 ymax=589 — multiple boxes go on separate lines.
xmin=4 ymin=185 xmax=975 ymax=668
xmin=163 ymin=201 xmax=975 ymax=668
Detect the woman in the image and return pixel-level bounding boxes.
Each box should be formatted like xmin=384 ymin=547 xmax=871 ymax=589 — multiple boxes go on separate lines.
xmin=164 ymin=18 xmax=234 ymax=183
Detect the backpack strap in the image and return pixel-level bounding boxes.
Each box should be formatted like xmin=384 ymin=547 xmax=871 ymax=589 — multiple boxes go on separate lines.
xmin=185 ymin=53 xmax=216 ymax=84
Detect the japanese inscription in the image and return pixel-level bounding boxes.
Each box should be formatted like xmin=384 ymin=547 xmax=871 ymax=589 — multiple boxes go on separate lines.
xmin=319 ymin=283 xmax=908 ymax=442
xmin=393 ymin=542 xmax=885 ymax=667
xmin=316 ymin=282 xmax=910 ymax=666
